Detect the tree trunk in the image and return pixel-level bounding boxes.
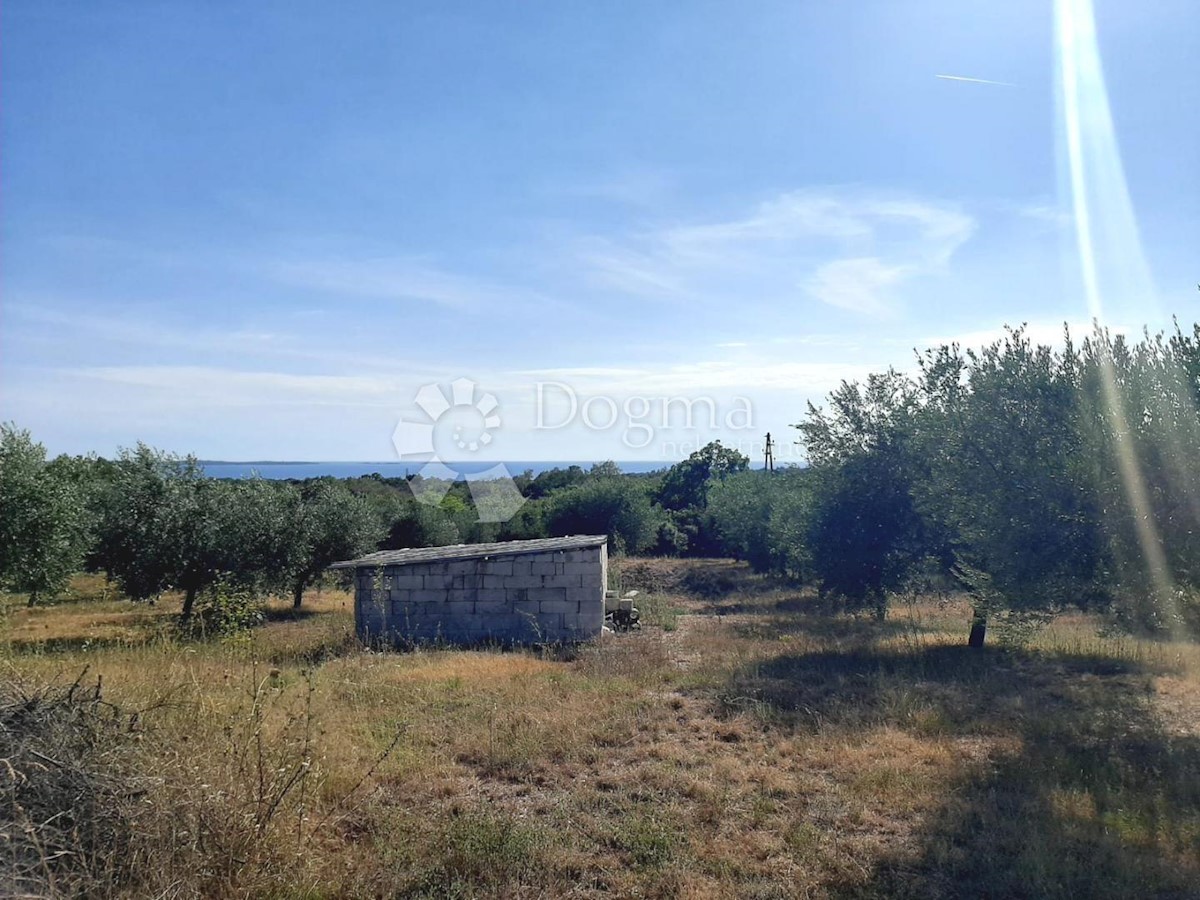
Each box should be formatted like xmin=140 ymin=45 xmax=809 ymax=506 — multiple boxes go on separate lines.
xmin=27 ymin=589 xmax=38 ymax=608
xmin=181 ymin=586 xmax=198 ymax=620
xmin=968 ymin=609 xmax=987 ymax=648
xmin=873 ymin=590 xmax=887 ymax=622
xmin=292 ymin=581 xmax=305 ymax=610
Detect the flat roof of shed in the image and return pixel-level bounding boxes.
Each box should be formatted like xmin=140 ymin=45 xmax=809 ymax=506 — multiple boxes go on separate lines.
xmin=329 ymin=535 xmax=608 ymax=569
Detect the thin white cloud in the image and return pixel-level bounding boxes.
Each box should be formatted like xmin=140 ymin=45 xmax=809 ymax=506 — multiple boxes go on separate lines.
xmin=69 ymin=365 xmax=404 ymax=407
xmin=510 ymin=358 xmax=876 ymax=394
xmin=551 ymin=169 xmax=677 ymax=208
xmin=10 ymin=304 xmax=287 ymax=352
xmin=805 ymin=257 xmax=911 ymax=315
xmin=573 ymin=240 xmax=688 ymax=299
xmin=6 ymin=189 xmax=994 ymax=458
xmin=660 ymin=192 xmax=873 ymax=255
xmin=267 ymin=256 xmax=550 ymax=312
xmin=936 ymin=74 xmax=1016 ymax=87
xmin=574 ymin=189 xmax=975 ymax=316
xmin=3 ymin=302 xmax=445 ymax=373
xmin=1016 ymin=204 xmax=1074 ymax=227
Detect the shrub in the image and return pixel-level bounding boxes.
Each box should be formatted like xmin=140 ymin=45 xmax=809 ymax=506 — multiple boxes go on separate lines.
xmin=546 ymin=478 xmax=661 ymax=553
xmin=708 ymin=468 xmax=814 ymax=578
xmin=184 ymin=580 xmax=264 ymax=639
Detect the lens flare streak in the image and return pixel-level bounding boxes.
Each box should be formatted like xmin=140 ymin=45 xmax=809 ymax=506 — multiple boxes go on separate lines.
xmin=1056 ymin=0 xmax=1187 ymax=632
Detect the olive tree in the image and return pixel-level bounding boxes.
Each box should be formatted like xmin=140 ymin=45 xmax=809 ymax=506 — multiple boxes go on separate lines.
xmin=0 ymin=425 xmax=87 ymax=605
xmin=278 ymin=480 xmax=381 ymax=609
xmin=1075 ymin=323 xmax=1200 ymax=630
xmin=798 ymin=371 xmax=930 ymax=619
xmin=546 ymin=477 xmax=661 ymax=553
xmin=657 ymin=441 xmax=749 ymax=512
xmin=916 ymin=329 xmax=1105 ymax=645
xmin=96 ymin=446 xmax=241 ymax=619
xmin=708 ymin=468 xmax=814 ymax=578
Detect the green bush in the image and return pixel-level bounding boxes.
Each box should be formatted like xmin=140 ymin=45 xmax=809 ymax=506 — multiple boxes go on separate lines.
xmin=546 ymin=478 xmax=661 ymax=553
xmin=708 ymin=468 xmax=814 ymax=578
xmin=185 ymin=580 xmax=264 ymax=639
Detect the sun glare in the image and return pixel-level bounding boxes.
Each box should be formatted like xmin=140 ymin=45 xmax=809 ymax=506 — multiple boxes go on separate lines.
xmin=1056 ymin=0 xmax=1189 ymax=632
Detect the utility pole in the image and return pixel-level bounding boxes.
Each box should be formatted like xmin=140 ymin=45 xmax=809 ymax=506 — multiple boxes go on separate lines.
xmin=764 ymin=432 xmax=775 ymax=473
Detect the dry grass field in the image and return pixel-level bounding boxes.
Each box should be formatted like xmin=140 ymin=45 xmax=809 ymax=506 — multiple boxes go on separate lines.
xmin=3 ymin=561 xmax=1199 ymax=898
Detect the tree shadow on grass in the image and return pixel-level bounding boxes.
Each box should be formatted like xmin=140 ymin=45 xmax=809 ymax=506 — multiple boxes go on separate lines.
xmin=723 ymin=638 xmax=1200 ymax=898
xmin=728 ymin=644 xmax=1141 ymax=725
xmin=729 ymin=610 xmax=937 ymax=644
xmin=259 ymin=605 xmax=320 ymax=624
xmin=5 ymin=617 xmax=177 ymax=655
xmin=699 ymin=591 xmax=944 ymax=644
xmin=695 ymin=590 xmax=811 ymax=617
xmin=6 ymin=634 xmax=153 ymax=655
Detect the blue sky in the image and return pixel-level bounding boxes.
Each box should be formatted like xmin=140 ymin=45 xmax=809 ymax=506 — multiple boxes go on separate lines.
xmin=2 ymin=0 xmax=1196 ymax=463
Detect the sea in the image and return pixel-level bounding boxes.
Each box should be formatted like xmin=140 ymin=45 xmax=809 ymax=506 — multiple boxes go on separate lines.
xmin=198 ymin=460 xmax=676 ymax=480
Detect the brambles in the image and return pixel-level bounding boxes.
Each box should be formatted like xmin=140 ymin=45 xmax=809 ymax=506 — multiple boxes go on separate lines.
xmin=1 ymin=669 xmax=151 ymax=896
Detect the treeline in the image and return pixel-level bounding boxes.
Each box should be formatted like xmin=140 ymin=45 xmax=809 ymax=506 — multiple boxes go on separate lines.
xmin=2 ymin=322 xmax=1197 ymax=643
xmin=0 ymin=441 xmax=381 ymax=620
xmin=0 ymin=426 xmax=749 ymax=622
xmin=714 ymin=322 xmax=1200 ymax=644
xmin=360 ymin=444 xmax=752 ymax=557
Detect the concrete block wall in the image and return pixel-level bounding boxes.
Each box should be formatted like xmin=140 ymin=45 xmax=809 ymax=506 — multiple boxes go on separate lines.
xmin=354 ymin=544 xmax=608 ymax=645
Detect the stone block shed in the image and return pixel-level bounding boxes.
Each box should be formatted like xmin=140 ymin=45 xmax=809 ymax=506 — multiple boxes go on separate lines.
xmin=330 ymin=535 xmax=609 ymax=646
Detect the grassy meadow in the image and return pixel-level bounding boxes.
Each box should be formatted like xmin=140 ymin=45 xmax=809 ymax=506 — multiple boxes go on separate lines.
xmin=3 ymin=560 xmax=1200 ymax=898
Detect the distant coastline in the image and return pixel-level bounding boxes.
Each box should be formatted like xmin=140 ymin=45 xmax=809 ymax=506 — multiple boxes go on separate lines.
xmin=198 ymin=460 xmax=327 ymax=466
xmin=198 ymin=460 xmax=680 ymax=480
